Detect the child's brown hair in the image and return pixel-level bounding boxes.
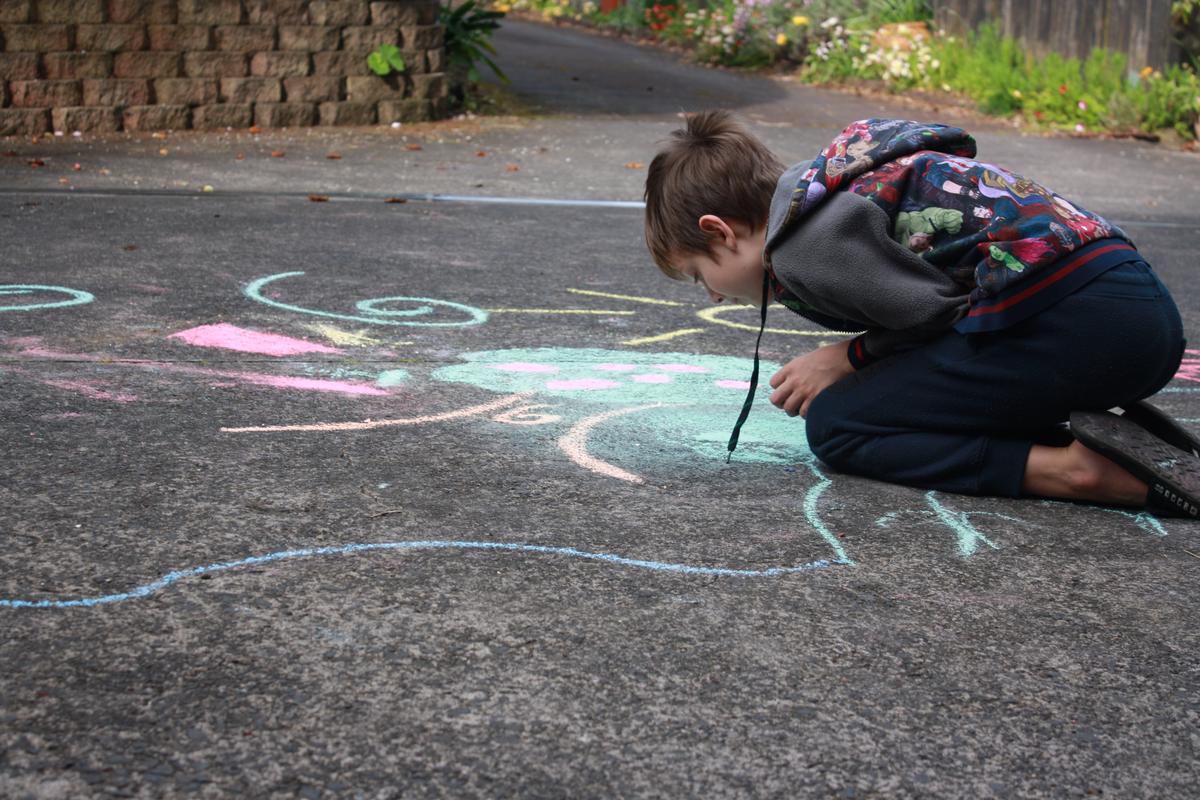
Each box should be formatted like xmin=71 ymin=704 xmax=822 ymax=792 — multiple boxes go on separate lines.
xmin=643 ymin=110 xmax=785 ymax=279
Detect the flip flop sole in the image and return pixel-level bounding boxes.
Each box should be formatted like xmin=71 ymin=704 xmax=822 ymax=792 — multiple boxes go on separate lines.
xmin=1119 ymin=400 xmax=1200 ymax=458
xmin=1070 ymin=410 xmax=1200 ymax=518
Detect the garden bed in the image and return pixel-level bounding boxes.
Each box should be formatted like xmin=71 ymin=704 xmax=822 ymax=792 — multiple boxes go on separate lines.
xmin=493 ymin=0 xmax=1200 ymax=148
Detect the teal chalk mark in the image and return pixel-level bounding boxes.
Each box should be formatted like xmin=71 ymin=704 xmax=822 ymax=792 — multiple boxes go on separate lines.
xmin=1035 ymin=500 xmax=1168 ymax=537
xmin=0 ymin=540 xmax=848 ymax=608
xmin=376 ymin=369 xmax=409 ymax=387
xmin=434 ymin=348 xmax=809 ymax=466
xmin=803 ymin=463 xmax=853 ymax=564
xmin=0 ymin=284 xmax=93 ymax=312
xmin=244 ymin=272 xmax=488 ymax=328
xmin=925 ymin=492 xmax=1000 ymax=557
xmin=1100 ymin=508 xmax=1168 ymax=537
xmin=434 ymin=347 xmax=779 ymax=406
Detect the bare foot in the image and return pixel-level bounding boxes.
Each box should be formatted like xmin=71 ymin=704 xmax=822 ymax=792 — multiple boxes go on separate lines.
xmin=1023 ymin=440 xmax=1149 ymax=506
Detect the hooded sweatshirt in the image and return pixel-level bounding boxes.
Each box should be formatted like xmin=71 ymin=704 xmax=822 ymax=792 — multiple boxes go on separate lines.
xmin=764 ymin=118 xmax=1136 ymax=368
xmin=723 ymin=119 xmax=1138 ymax=457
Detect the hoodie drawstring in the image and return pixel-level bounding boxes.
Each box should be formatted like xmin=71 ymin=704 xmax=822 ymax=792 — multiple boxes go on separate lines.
xmin=725 ymin=270 xmax=771 ymax=462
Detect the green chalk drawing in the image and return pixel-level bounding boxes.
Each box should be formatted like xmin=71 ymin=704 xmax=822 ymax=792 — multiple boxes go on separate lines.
xmin=0 ymin=285 xmax=94 ymax=312
xmin=924 ymin=491 xmax=1002 ymax=557
xmin=376 ymin=369 xmax=409 ymax=387
xmin=244 ymin=272 xmax=488 ymax=328
xmin=432 ymin=347 xmax=806 ymax=466
xmin=874 ymin=497 xmax=1009 ymax=556
xmin=432 ymin=346 xmax=850 ymax=562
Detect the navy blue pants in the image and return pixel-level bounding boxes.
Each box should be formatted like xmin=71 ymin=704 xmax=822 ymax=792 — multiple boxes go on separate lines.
xmin=805 ymin=259 xmax=1186 ymax=497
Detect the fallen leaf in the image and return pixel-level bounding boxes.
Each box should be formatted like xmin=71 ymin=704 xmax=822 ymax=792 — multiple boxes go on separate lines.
xmin=404 ymin=143 xmax=422 ymax=151
xmin=270 ymin=150 xmax=286 ymax=158
xmin=151 ymin=132 xmax=167 ymax=139
xmin=28 ymin=159 xmax=45 ymax=167
xmin=235 ymin=152 xmax=245 ymax=160
xmin=308 ymin=194 xmax=329 ymax=202
xmin=58 ymin=177 xmax=69 ymax=184
xmin=326 ymin=152 xmax=342 ymax=160
xmin=505 ymin=163 xmax=520 ymax=172
xmin=158 ymin=148 xmax=169 ymax=156
xmin=624 ymin=161 xmax=644 ymax=169
xmin=98 ymin=168 xmax=110 ymax=175
xmin=72 ymin=163 xmax=81 ymax=171
xmin=202 ymin=185 xmax=214 ymax=192
xmin=123 ymin=244 xmax=138 ymax=251
xmin=249 ymin=125 xmax=262 ymax=134
xmin=476 ymin=150 xmax=487 ymax=157
xmin=384 ymin=197 xmax=408 ymax=203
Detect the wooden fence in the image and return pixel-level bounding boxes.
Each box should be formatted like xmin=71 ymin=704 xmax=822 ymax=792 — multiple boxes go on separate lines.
xmin=931 ymin=0 xmax=1188 ymax=72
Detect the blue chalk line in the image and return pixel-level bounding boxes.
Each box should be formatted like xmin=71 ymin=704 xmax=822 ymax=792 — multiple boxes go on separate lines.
xmin=243 ymin=272 xmax=488 ymax=328
xmin=0 ymin=540 xmax=850 ymax=609
xmin=0 ymin=284 xmax=94 ymax=312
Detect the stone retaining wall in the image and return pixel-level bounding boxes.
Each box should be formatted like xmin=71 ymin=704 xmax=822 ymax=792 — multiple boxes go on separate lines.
xmin=0 ymin=0 xmax=448 ymax=135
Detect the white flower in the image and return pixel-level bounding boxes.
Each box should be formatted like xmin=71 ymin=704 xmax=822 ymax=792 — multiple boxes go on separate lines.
xmin=820 ymin=15 xmax=838 ymax=28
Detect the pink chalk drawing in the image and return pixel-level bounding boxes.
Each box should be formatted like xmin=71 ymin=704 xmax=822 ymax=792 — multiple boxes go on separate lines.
xmin=8 ymin=340 xmax=387 ymax=397
xmin=5 ymin=367 xmax=138 ymax=403
xmin=715 ymin=379 xmax=752 ymax=389
xmin=632 ymin=374 xmax=672 ymax=384
xmin=36 ymin=378 xmax=139 ymax=403
xmin=1174 ymin=350 xmax=1200 ymax=383
xmin=170 ymin=323 xmax=343 ymax=357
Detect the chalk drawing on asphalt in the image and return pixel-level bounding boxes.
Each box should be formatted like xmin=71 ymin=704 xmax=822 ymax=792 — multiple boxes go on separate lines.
xmin=7 ymin=339 xmax=392 ymax=397
xmin=244 ymin=272 xmax=489 ymax=327
xmin=0 ymin=285 xmax=94 ymax=312
xmin=0 ymin=540 xmax=849 ymax=609
xmin=1171 ymin=349 xmax=1200 ymax=383
xmin=170 ymin=323 xmax=343 ymax=357
xmin=302 ymin=323 xmax=387 ymax=348
xmin=619 ymin=301 xmax=859 ymax=347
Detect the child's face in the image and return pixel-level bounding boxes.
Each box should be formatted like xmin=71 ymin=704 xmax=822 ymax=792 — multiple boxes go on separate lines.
xmin=673 ymin=216 xmax=766 ymax=306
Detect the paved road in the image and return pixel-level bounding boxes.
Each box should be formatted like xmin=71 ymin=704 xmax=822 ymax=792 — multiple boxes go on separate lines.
xmin=2 ymin=17 xmax=1200 ymax=799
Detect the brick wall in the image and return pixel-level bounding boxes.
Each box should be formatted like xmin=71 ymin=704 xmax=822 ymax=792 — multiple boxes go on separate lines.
xmin=0 ymin=0 xmax=448 ymax=135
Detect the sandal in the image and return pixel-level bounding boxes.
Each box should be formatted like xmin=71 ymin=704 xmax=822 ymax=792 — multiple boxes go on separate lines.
xmin=1069 ymin=410 xmax=1200 ymax=518
xmin=1117 ymin=400 xmax=1200 ymax=458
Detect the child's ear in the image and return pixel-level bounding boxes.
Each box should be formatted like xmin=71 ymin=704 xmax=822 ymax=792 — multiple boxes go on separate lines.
xmin=697 ymin=214 xmax=736 ymax=249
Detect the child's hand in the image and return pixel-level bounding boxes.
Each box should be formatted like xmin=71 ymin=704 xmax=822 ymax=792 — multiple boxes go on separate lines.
xmin=768 ymin=340 xmax=855 ymax=418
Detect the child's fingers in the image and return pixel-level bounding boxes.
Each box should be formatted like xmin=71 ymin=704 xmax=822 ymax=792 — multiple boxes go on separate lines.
xmin=768 ymin=369 xmax=784 ymax=388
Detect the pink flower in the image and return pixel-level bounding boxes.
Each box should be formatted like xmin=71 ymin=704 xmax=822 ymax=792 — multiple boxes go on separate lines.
xmin=1077 ymin=100 xmax=1087 ymax=111
xmin=1074 ymin=123 xmax=1085 ymax=133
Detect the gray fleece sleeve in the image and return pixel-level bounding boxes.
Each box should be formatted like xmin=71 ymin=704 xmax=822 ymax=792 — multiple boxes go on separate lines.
xmin=768 ymin=191 xmax=970 ymax=363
